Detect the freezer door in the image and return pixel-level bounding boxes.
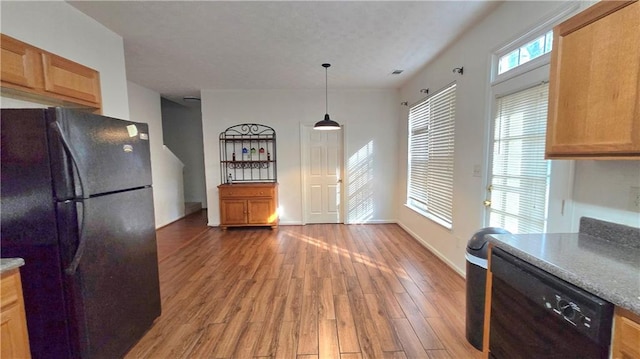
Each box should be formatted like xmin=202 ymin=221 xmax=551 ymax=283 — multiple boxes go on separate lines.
xmin=1 ymin=109 xmax=59 ymax=246
xmin=66 ymin=187 xmax=161 ymax=359
xmin=48 ymin=107 xmax=152 ymax=198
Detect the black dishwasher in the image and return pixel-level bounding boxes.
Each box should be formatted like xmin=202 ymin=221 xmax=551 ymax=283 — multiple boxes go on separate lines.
xmin=488 ymin=247 xmax=613 ymax=359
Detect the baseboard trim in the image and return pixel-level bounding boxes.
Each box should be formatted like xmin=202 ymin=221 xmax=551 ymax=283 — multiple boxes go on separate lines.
xmin=396 ymin=222 xmax=466 ymax=278
xmin=157 ymin=209 xmax=205 ymax=230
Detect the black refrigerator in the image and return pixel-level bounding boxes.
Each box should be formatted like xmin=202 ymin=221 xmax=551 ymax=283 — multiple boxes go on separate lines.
xmin=1 ymin=108 xmax=161 ymax=359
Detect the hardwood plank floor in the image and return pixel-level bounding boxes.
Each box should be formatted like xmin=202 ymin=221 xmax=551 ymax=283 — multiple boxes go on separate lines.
xmin=126 ymin=222 xmax=482 ymax=359
xmin=155 ymin=210 xmax=209 ymax=262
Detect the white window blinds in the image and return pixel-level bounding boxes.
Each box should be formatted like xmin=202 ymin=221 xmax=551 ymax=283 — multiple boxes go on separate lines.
xmin=407 ymin=83 xmax=456 ymax=228
xmin=488 ymin=82 xmax=549 ymax=233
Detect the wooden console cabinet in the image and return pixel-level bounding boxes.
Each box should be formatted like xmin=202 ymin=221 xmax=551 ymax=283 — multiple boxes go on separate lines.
xmin=218 ymin=183 xmax=278 ymax=230
xmin=1 ymin=267 xmax=31 ymax=358
xmin=1 ymin=33 xmax=102 ymax=111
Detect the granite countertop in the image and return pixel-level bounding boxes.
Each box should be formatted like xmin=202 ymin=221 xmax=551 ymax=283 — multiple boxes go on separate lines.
xmin=0 ymin=258 xmax=25 ymax=274
xmin=487 ymin=232 xmax=640 ymax=315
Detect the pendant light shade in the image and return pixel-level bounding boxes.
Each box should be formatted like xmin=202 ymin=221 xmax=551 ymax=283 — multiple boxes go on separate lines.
xmin=314 ymin=63 xmax=341 ymax=130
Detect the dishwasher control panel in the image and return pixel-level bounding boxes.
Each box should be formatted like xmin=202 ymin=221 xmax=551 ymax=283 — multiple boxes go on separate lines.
xmin=543 ymin=293 xmax=594 ymax=329
xmin=491 ymin=247 xmax=614 ymax=346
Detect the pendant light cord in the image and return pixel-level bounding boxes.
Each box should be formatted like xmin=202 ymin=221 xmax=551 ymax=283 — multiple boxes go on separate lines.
xmin=325 ymin=66 xmax=328 ymax=114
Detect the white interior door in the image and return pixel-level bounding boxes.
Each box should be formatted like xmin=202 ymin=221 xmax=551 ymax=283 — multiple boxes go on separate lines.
xmin=301 ymin=125 xmax=343 ymax=224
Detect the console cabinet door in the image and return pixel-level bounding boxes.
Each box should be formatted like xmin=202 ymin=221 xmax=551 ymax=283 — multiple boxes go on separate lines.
xmin=247 ymin=199 xmax=275 ymax=225
xmin=220 ymin=200 xmax=248 ymax=225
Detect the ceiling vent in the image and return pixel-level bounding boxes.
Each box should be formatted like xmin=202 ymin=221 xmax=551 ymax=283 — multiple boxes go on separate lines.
xmin=391 ymin=69 xmax=404 ymax=75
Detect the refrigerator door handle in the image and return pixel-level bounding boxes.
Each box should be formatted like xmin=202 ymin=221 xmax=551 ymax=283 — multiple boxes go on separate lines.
xmin=51 ymin=122 xmax=87 ymax=275
xmin=65 ymin=200 xmax=86 ymax=275
xmin=51 ymin=121 xmax=86 ymax=198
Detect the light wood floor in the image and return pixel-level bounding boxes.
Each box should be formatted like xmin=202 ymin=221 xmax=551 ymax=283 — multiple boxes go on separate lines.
xmin=126 ymin=219 xmax=482 ymax=359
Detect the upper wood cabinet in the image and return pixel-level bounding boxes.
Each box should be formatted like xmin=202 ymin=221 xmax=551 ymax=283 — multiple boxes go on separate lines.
xmin=1 ymin=34 xmax=102 ymax=111
xmin=545 ymin=0 xmax=640 ymax=159
xmin=1 ymin=35 xmax=41 ymax=90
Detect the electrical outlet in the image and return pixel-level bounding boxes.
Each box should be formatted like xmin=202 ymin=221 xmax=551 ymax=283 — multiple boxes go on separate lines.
xmin=629 ymin=186 xmax=640 ymax=212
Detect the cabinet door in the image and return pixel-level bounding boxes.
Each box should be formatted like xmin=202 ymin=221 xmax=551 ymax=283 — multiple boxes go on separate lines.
xmin=612 ymin=309 xmax=640 ymax=359
xmin=1 ymin=303 xmax=31 ymax=359
xmin=546 ymin=0 xmax=640 ymax=158
xmin=42 ymin=52 xmax=101 ymax=105
xmin=220 ymin=199 xmax=248 ymax=225
xmin=0 ymin=271 xmax=31 ymax=359
xmin=0 ymin=34 xmax=40 ymax=89
xmin=247 ymin=199 xmax=275 ymax=224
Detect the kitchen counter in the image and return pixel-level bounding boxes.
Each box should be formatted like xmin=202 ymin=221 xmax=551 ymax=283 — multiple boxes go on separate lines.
xmin=487 ymin=231 xmax=640 ymax=316
xmin=0 ymin=258 xmax=25 ymax=274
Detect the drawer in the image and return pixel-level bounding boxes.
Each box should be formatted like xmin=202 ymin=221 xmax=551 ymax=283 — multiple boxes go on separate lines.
xmin=1 ymin=271 xmax=20 ymax=309
xmin=219 ymin=185 xmax=274 ymax=198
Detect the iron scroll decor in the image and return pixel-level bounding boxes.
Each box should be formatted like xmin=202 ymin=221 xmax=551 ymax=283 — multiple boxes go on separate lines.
xmin=219 ymin=123 xmax=277 ymax=183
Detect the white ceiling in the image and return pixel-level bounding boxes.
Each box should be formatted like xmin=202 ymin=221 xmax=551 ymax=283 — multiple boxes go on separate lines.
xmin=68 ymin=1 xmax=500 ymax=105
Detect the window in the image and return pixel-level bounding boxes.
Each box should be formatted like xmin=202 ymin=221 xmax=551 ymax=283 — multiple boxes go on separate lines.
xmin=498 ymin=30 xmax=553 ymax=75
xmin=485 ymin=4 xmax=578 ymax=234
xmin=407 ymin=83 xmax=456 ymax=228
xmin=488 ymin=83 xmax=549 ymax=233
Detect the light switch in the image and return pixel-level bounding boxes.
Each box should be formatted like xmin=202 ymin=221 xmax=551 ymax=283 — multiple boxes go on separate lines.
xmin=472 ymin=165 xmax=481 ymax=177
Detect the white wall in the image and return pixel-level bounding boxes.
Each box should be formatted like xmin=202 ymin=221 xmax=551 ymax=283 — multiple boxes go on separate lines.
xmin=571 ymin=161 xmax=640 ymax=230
xmin=0 ymin=1 xmax=129 ymax=118
xmin=128 ymin=82 xmax=186 ymax=228
xmin=396 ymin=1 xmax=589 ymax=275
xmin=201 ymin=89 xmax=399 ymax=226
xmin=161 ymin=99 xmax=208 ymax=208
xmin=0 ymin=2 xmax=187 ymax=228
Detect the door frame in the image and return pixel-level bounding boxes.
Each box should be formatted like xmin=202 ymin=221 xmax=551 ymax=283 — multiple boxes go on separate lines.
xmin=299 ymin=123 xmax=345 ymax=225
xmin=483 ymin=65 xmax=575 ymax=233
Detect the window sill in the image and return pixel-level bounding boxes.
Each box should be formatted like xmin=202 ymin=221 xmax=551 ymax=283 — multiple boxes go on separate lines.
xmin=404 ymin=204 xmax=452 ymax=231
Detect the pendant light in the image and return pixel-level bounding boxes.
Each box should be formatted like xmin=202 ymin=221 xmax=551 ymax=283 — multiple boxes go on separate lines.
xmin=314 ymin=63 xmax=341 ymax=130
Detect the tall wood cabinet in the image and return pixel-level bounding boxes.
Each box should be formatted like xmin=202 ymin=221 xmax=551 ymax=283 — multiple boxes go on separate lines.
xmin=1 ymin=267 xmax=31 ymax=359
xmin=218 ymin=124 xmax=278 ymax=230
xmin=545 ymin=0 xmax=640 ymax=159
xmin=218 ymin=183 xmax=278 ymax=230
xmin=1 ymin=34 xmax=102 ymax=111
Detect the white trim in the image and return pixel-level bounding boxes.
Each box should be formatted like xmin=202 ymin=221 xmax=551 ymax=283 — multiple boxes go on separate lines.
xmin=491 ymin=53 xmax=551 ymax=86
xmin=345 ymin=219 xmax=396 ymax=225
xmin=278 ymin=220 xmax=305 ymax=226
xmin=491 ymin=65 xmax=550 ymax=101
xmin=490 ymin=2 xmax=580 ymax=83
xmin=404 ymin=204 xmax=453 ymax=231
xmin=299 ymin=123 xmax=309 ymax=225
xmin=397 ymin=222 xmax=465 ymax=277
